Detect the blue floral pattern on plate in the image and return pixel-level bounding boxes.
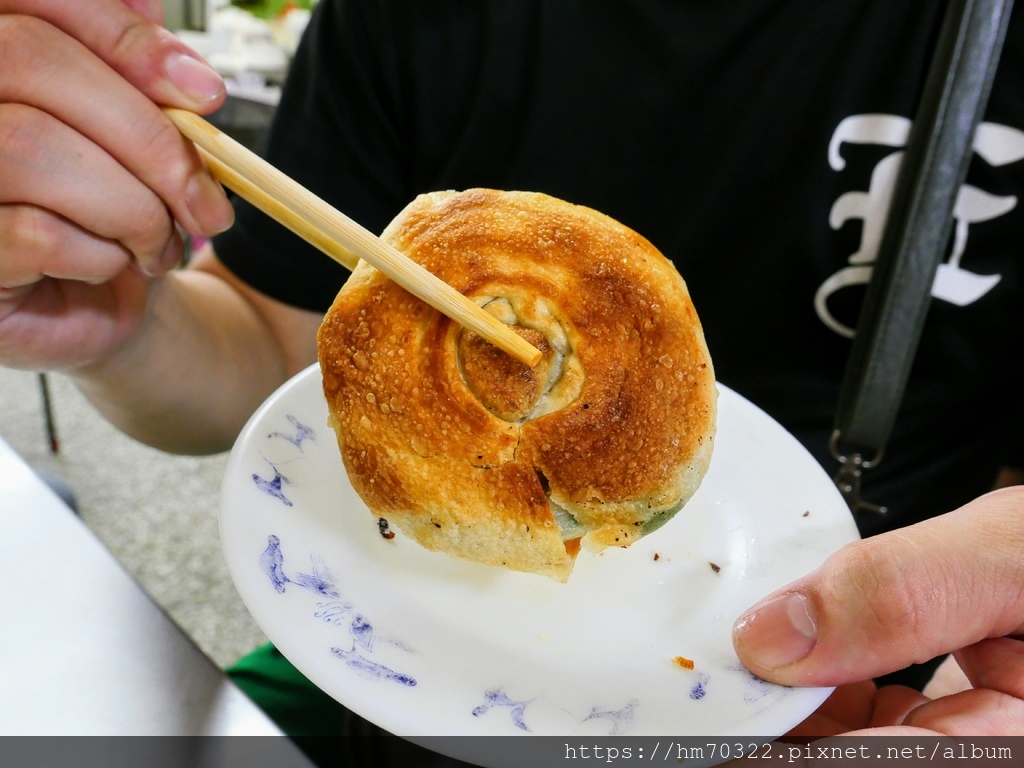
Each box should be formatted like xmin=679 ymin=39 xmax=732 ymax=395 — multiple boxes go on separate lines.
xmin=219 ymin=365 xmax=862 ymax=745
xmin=258 ymin=533 xmax=417 ymax=687
xmin=251 ymin=415 xmax=317 ymax=507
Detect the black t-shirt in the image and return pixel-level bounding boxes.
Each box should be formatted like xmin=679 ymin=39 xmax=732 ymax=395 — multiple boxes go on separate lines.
xmin=214 ymin=0 xmax=1024 ymax=539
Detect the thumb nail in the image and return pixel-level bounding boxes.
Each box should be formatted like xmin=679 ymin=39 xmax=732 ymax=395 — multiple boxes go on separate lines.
xmin=733 ymin=591 xmax=818 ymax=672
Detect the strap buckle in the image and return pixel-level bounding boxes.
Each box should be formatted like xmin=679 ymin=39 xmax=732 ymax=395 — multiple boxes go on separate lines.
xmin=829 ymin=430 xmax=888 ymax=515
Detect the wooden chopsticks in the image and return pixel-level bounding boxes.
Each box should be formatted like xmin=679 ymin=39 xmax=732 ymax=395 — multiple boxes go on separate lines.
xmin=164 ymin=108 xmax=542 ymax=368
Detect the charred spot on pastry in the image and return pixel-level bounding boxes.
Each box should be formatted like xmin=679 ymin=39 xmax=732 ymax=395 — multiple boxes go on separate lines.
xmin=457 ymin=296 xmax=583 ymax=424
xmin=458 ymin=322 xmax=553 ymax=422
xmin=317 ymin=189 xmax=716 ymax=582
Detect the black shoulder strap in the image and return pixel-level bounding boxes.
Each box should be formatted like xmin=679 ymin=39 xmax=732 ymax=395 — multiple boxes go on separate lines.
xmin=831 ymin=0 xmax=1015 ymax=514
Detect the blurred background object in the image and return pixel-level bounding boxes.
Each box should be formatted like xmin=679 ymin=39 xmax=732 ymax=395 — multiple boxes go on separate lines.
xmin=168 ymin=0 xmax=318 ymax=149
xmin=0 ymin=0 xmax=322 ymax=671
xmin=0 ymin=367 xmax=268 ymax=669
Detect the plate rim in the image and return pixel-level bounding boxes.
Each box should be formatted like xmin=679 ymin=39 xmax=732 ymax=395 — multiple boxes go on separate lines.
xmin=219 ymin=363 xmax=859 ymax=740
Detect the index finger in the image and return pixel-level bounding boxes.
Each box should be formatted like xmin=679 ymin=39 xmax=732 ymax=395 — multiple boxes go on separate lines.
xmin=0 ymin=16 xmax=234 ymax=244
xmin=1 ymin=0 xmax=225 ymax=110
xmin=732 ymin=487 xmax=1024 ymax=687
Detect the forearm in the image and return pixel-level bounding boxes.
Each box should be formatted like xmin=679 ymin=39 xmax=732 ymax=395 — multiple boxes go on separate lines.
xmin=69 ymin=263 xmax=314 ymax=455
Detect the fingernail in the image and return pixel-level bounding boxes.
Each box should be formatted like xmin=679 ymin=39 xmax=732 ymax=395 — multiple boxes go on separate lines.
xmin=186 ymin=173 xmax=234 ymax=236
xmin=165 ymin=52 xmax=224 ymax=104
xmin=160 ymin=231 xmax=185 ymax=271
xmin=733 ymin=592 xmax=817 ymax=671
xmin=138 ymin=234 xmax=181 ymax=277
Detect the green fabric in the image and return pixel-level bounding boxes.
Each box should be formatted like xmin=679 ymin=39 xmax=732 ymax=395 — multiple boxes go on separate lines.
xmin=226 ymin=642 xmax=350 ymax=737
xmin=226 ymin=644 xmax=471 ymax=766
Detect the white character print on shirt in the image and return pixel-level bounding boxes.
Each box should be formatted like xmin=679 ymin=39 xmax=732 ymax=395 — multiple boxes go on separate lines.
xmin=815 ymin=114 xmax=1024 ymax=337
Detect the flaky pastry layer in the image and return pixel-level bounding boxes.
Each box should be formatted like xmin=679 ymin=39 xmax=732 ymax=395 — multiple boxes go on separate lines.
xmin=318 ymin=189 xmax=716 ymax=581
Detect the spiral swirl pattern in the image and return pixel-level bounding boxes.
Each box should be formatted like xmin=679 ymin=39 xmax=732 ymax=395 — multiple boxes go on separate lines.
xmin=318 ymin=189 xmax=716 ymax=581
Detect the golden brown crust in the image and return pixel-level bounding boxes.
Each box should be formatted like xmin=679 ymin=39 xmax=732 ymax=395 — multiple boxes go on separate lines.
xmin=317 ymin=189 xmax=716 ymax=581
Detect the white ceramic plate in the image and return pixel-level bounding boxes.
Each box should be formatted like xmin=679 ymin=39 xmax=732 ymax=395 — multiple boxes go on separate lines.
xmin=220 ymin=365 xmax=859 ymax=742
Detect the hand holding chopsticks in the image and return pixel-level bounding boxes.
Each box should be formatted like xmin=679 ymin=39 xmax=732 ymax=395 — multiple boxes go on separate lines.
xmin=163 ymin=108 xmax=542 ymax=368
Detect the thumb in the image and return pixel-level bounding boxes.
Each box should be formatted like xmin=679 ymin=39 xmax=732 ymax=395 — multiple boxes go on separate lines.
xmin=732 ymin=486 xmax=1024 ymax=687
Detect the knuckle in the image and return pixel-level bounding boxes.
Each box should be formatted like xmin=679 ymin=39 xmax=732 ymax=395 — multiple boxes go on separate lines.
xmin=121 ymin=195 xmax=173 ymax=256
xmin=0 ymin=103 xmax=51 ymax=161
xmin=106 ymin=19 xmax=172 ymax=91
xmin=108 ymin=17 xmax=154 ymax=61
xmin=128 ymin=113 xmax=201 ymax=193
xmin=0 ymin=16 xmax=69 ymax=89
xmin=0 ymin=15 xmax=53 ymax=67
xmin=146 ymin=116 xmax=197 ymax=180
xmin=829 ymin=538 xmax=930 ymax=638
xmin=7 ymin=206 xmax=64 ymax=259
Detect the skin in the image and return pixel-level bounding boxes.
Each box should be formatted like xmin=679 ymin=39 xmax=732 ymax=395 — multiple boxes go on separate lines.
xmin=0 ymin=0 xmax=321 ymax=453
xmin=2 ymin=0 xmax=1022 ymax=736
xmin=733 ymin=486 xmax=1024 ymax=738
